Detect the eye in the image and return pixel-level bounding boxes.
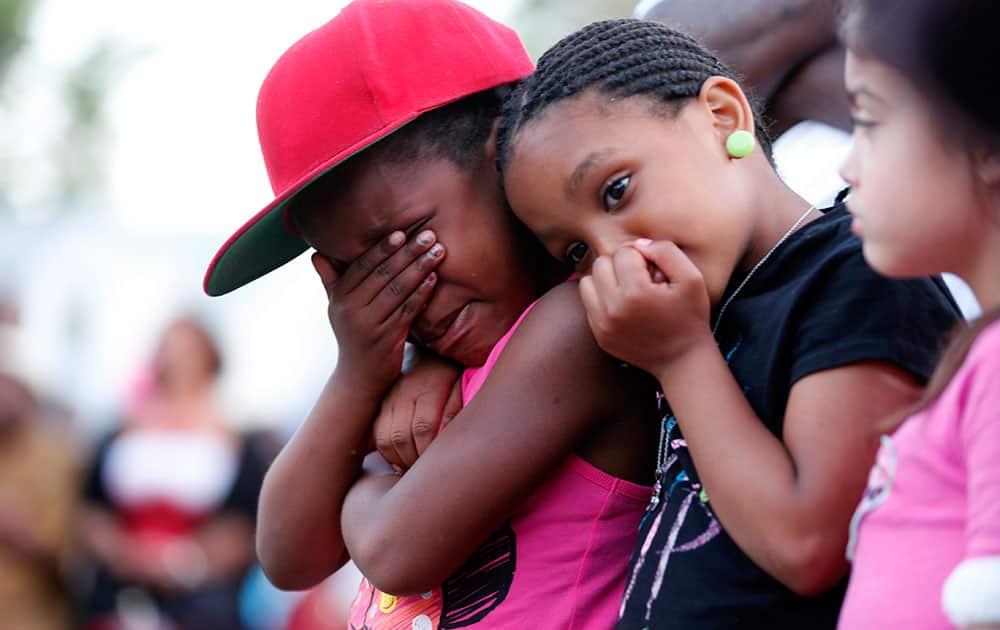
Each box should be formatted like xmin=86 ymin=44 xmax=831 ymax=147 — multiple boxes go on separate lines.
xmin=602 ymin=175 xmax=631 ymax=211
xmin=565 ymin=241 xmax=589 ymax=266
xmin=850 ymin=116 xmax=878 ymax=132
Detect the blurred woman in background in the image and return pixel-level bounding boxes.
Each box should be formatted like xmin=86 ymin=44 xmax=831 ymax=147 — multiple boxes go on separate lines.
xmin=78 ymin=317 xmax=265 ymax=630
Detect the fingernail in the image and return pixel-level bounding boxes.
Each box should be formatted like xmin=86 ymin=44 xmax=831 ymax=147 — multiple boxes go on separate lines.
xmin=389 ymin=231 xmax=405 ymax=246
xmin=428 ymin=243 xmax=444 ymax=257
xmin=417 ymin=230 xmax=435 ymax=246
xmin=635 ymin=238 xmax=652 ymax=247
xmin=424 ymin=272 xmax=437 ymax=285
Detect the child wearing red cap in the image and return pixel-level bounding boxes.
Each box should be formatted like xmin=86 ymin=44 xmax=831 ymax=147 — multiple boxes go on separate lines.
xmin=205 ymin=1 xmax=658 ymax=628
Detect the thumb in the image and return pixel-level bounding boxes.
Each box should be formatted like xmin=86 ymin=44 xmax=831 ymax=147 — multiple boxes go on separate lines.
xmin=311 ymin=252 xmax=339 ymax=296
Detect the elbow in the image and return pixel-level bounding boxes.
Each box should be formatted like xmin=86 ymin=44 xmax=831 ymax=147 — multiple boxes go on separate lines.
xmin=770 ymin=534 xmax=849 ymax=597
xmin=256 ymin=526 xmax=344 ymax=592
xmin=256 ymin=538 xmax=317 ymax=592
xmin=349 ymin=534 xmax=444 ymax=596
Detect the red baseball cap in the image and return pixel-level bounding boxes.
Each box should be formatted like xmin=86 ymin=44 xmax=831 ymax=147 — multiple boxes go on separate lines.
xmin=203 ymin=0 xmax=533 ymax=296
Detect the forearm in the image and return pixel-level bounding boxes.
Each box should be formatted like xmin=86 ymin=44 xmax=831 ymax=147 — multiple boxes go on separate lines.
xmin=198 ymin=514 xmax=255 ymax=584
xmin=655 ymin=343 xmax=847 ymax=594
xmin=341 ymin=450 xmax=522 ymax=595
xmin=79 ymin=506 xmax=126 ymax=570
xmin=256 ymin=368 xmax=383 ymax=589
xmin=647 ymin=0 xmax=840 ymax=98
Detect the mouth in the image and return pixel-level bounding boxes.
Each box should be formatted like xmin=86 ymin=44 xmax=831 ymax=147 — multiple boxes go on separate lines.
xmin=845 ymin=203 xmax=863 ymax=236
xmin=415 ymin=303 xmax=476 ymax=358
xmin=413 ymin=302 xmax=470 ymax=344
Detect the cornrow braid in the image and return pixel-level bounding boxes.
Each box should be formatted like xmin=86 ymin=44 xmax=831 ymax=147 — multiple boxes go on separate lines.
xmin=497 ymin=19 xmax=773 ymax=180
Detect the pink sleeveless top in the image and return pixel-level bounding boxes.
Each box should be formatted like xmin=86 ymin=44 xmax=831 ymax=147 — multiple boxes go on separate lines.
xmin=349 ymin=304 xmax=650 ymax=629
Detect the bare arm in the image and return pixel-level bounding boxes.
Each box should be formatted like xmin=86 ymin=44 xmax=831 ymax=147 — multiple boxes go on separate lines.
xmin=257 ymin=231 xmax=442 ymax=590
xmin=645 ymin=0 xmax=841 ymax=100
xmin=341 ymin=284 xmax=637 ymax=595
xmin=656 ymin=346 xmax=920 ymax=594
xmin=580 ymin=241 xmax=923 ymax=595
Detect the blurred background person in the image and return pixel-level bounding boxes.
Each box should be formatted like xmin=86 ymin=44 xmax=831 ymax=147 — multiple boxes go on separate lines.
xmin=77 ymin=317 xmax=265 ymax=630
xmin=0 ymin=371 xmax=78 ymax=630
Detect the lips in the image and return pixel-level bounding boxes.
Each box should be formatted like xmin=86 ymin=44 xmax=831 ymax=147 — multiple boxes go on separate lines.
xmin=413 ymin=303 xmax=468 ymax=345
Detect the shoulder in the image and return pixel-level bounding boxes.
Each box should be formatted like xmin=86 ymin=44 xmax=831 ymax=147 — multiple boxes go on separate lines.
xmin=957 ymin=317 xmax=1000 ymax=400
xmin=503 ymin=281 xmax=595 ymax=357
xmin=967 ymin=318 xmax=1000 ymax=362
xmin=484 ymin=282 xmax=623 ymax=413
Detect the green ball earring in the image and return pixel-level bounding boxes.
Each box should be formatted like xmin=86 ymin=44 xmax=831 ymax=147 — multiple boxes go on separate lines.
xmin=726 ymin=130 xmax=755 ymax=159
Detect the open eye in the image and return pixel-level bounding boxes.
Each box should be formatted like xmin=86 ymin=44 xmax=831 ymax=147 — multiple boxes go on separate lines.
xmin=603 ymin=175 xmax=631 ymax=210
xmin=565 ymin=241 xmax=589 ymax=266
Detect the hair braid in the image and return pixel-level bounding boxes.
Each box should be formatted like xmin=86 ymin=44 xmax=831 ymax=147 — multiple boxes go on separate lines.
xmin=497 ymin=18 xmax=773 ymax=181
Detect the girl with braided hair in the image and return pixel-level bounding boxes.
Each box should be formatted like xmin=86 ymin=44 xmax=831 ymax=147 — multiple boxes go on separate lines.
xmin=498 ymin=18 xmax=959 ymax=628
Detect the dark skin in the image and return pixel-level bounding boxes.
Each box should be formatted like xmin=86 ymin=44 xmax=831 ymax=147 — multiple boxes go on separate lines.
xmin=503 ymin=81 xmax=924 ymax=595
xmin=255 ymin=129 xmax=658 ymax=593
xmin=645 ymin=0 xmax=850 ymax=135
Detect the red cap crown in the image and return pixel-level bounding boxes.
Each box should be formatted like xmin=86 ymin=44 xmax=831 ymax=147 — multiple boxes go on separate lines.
xmin=204 ymin=0 xmax=533 ymax=296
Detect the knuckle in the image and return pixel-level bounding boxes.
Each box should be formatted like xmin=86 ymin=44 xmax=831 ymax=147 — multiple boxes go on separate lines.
xmin=411 ymin=418 xmax=435 ymax=438
xmin=355 ymin=256 xmax=376 ymax=274
xmin=390 ymin=430 xmax=409 ymax=448
xmin=388 ymin=279 xmax=403 ymax=296
xmin=375 ymin=432 xmax=392 ymax=452
xmin=375 ymin=261 xmax=393 ymax=277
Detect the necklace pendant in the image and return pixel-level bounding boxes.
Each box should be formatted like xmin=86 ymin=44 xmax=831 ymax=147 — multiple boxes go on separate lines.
xmin=649 ymin=466 xmax=667 ymax=509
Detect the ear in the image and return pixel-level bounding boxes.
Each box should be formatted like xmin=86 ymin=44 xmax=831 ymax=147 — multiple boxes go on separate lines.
xmin=484 ymin=116 xmax=502 ymax=165
xmin=973 ymin=145 xmax=1000 ymax=188
xmin=697 ymin=76 xmax=756 ymax=147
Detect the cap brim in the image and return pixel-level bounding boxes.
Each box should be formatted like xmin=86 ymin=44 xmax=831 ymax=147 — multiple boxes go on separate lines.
xmin=203 ymin=194 xmax=309 ymax=296
xmin=204 ymin=120 xmax=424 ymax=297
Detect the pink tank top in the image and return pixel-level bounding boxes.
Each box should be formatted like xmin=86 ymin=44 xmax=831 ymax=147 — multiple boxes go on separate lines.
xmin=349 ymin=304 xmax=650 ymax=629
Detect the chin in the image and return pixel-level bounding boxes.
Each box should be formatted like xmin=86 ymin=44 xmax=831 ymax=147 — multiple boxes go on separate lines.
xmin=862 ymin=244 xmax=925 ymax=279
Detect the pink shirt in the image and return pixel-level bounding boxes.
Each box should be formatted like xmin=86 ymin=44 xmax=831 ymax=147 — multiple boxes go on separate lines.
xmin=349 ymin=304 xmax=650 ymax=629
xmin=839 ymin=320 xmax=1000 ymax=629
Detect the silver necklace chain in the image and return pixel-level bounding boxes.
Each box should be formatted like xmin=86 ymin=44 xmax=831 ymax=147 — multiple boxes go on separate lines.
xmin=648 ymin=203 xmax=818 ymax=509
xmin=711 ymin=204 xmax=818 ymax=336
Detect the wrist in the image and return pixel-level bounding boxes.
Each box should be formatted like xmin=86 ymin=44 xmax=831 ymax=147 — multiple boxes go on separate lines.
xmin=654 ymin=334 xmax=720 ymax=390
xmin=332 ymin=362 xmax=396 ymax=403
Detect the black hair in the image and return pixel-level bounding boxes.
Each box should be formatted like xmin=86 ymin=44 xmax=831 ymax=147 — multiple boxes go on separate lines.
xmin=290 ymin=86 xmax=509 ymax=224
xmin=377 ymin=85 xmax=510 ymax=167
xmin=496 ymin=18 xmax=773 ymax=180
xmin=841 ymin=0 xmax=1000 ymax=140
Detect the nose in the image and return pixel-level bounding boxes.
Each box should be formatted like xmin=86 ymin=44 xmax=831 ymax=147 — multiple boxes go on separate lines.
xmin=840 ymin=141 xmax=859 ymax=189
xmin=589 ymin=230 xmax=631 ymax=259
xmin=577 ymin=229 xmax=635 ymax=274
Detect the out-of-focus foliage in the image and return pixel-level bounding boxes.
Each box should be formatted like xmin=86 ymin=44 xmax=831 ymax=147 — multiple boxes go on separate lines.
xmin=0 ymin=0 xmax=36 ymax=84
xmin=0 ymin=0 xmax=132 ymax=219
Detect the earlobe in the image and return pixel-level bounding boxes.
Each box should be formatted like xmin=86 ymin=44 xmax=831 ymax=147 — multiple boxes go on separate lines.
xmin=975 ymin=149 xmax=1000 ymax=188
xmin=699 ymin=76 xmax=755 ymax=150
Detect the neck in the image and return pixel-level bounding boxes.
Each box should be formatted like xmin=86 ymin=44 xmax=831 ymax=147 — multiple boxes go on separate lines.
xmin=961 ymin=232 xmax=1000 ymax=314
xmin=738 ymin=174 xmax=816 ymax=275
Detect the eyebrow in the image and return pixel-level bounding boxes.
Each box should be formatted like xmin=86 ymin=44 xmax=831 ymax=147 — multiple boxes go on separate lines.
xmin=567 ymin=149 xmax=615 ymax=199
xmin=846 ymin=85 xmax=886 ymax=108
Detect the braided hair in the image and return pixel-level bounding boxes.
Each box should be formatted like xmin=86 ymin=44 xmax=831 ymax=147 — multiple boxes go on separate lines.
xmin=497 ymin=19 xmax=773 ymax=179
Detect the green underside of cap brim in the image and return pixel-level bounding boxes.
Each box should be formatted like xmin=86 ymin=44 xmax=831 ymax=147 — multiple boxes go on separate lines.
xmin=205 ymin=199 xmax=310 ymax=296
xmin=206 ymin=117 xmax=434 ymax=297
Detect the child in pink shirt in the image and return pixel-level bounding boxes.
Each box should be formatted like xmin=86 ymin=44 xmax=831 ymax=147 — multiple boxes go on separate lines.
xmin=838 ymin=1 xmax=1000 ymax=627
